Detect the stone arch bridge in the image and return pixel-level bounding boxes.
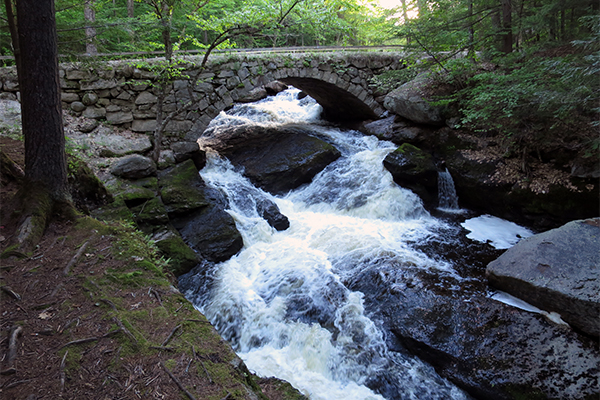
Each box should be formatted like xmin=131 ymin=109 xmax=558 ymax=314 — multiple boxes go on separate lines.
xmin=0 ymin=51 xmax=405 ymax=142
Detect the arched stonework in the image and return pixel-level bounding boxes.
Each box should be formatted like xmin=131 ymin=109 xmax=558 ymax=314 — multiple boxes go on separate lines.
xmin=0 ymin=51 xmax=405 ymax=142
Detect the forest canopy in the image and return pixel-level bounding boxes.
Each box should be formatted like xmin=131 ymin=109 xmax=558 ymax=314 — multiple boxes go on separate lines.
xmin=0 ymin=0 xmax=597 ymax=58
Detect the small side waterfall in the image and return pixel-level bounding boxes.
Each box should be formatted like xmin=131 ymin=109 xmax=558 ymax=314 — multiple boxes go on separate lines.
xmin=437 ymin=169 xmax=459 ymax=210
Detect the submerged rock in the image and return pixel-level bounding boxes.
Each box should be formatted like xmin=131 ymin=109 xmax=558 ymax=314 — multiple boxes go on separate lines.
xmin=487 ymin=218 xmax=600 ymax=338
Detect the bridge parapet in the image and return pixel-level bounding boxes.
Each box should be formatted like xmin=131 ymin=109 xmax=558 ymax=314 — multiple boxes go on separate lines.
xmin=0 ymin=51 xmax=404 ymax=144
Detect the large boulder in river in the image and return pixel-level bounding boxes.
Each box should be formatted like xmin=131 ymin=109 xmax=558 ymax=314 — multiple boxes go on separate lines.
xmin=486 ymin=218 xmax=600 ymax=337
xmin=199 ymin=124 xmax=341 ymax=195
xmin=383 ymin=74 xmax=447 ymax=126
xmin=348 ymin=260 xmax=600 ymax=400
xmin=383 ymin=143 xmax=438 ymax=206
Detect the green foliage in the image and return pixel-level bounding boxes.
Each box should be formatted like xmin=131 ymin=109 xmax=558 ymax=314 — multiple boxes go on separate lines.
xmin=370 ymin=66 xmax=419 ymax=92
xmin=456 ymin=56 xmax=595 ymax=133
xmin=0 ymin=0 xmax=400 ymax=58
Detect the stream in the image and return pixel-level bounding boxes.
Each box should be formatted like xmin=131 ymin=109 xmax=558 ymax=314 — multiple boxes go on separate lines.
xmin=179 ymin=89 xmax=532 ymax=399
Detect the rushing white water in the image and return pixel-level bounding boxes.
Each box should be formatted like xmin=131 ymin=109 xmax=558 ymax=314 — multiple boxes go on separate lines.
xmin=182 ymin=89 xmax=470 ymax=399
xmin=437 ymin=169 xmax=460 ymax=211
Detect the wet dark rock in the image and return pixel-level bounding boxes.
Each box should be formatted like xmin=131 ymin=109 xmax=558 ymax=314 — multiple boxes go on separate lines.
xmin=383 ymin=143 xmax=438 ymax=206
xmin=200 ymin=125 xmax=341 ymax=195
xmin=110 ymin=154 xmax=156 ymax=179
xmin=347 ymin=261 xmax=600 ymax=400
xmin=159 ymin=160 xmax=243 ymax=263
xmin=444 ymin=149 xmax=599 ymax=229
xmin=172 ymin=201 xmax=243 ymax=263
xmin=264 ymin=81 xmax=288 ymax=95
xmin=171 ymin=141 xmax=206 ymax=169
xmin=257 ymin=198 xmax=289 ymax=231
xmin=487 ymin=218 xmax=600 ymax=338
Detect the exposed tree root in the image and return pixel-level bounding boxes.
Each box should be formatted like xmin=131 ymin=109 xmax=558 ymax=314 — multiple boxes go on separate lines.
xmin=1 ymin=183 xmax=77 ymax=258
xmin=1 ymin=326 xmax=23 ymax=375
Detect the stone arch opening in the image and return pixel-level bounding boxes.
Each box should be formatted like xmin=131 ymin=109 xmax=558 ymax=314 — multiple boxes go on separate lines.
xmin=278 ymin=77 xmax=378 ymax=122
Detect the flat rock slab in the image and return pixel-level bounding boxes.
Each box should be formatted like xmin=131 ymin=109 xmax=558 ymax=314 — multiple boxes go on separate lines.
xmin=110 ymin=154 xmax=156 ymax=179
xmin=486 ymin=218 xmax=600 ymax=337
xmin=68 ymin=130 xmax=152 ymax=158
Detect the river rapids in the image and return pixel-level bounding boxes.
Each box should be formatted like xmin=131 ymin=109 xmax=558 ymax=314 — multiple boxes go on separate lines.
xmin=179 ymin=89 xmax=526 ymax=399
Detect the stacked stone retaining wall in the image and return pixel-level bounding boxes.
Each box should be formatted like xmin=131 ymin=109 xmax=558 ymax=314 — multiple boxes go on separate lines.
xmin=0 ymin=52 xmax=403 ymax=146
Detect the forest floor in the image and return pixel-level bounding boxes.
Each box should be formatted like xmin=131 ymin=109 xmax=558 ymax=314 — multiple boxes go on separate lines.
xmin=0 ymin=136 xmax=303 ymax=400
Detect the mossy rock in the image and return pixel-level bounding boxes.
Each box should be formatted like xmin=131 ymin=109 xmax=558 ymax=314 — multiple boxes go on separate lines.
xmin=152 ymin=228 xmax=201 ymax=276
xmin=90 ymin=198 xmax=136 ymax=223
xmin=173 ymin=203 xmax=243 ymax=262
xmin=67 ymin=154 xmax=112 ymax=212
xmin=105 ymin=176 xmax=157 ymax=206
xmin=158 ymin=159 xmax=210 ymax=215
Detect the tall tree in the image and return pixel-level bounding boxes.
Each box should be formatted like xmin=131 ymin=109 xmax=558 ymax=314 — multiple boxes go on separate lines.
xmin=3 ymin=0 xmax=20 ymax=71
xmin=127 ymin=0 xmax=135 ymax=17
xmin=499 ymin=0 xmax=512 ymax=52
xmin=16 ymin=0 xmax=68 ymax=202
xmin=84 ymin=0 xmax=97 ymax=55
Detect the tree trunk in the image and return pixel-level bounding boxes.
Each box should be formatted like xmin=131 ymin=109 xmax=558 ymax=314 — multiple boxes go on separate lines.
xmin=467 ymin=0 xmax=474 ymax=57
xmin=4 ymin=0 xmax=20 ymax=73
xmin=161 ymin=2 xmax=173 ymax=61
xmin=84 ymin=1 xmax=97 ymax=55
xmin=127 ymin=0 xmax=134 ymax=18
xmin=500 ymin=0 xmax=512 ymax=53
xmin=16 ymin=0 xmax=69 ymax=202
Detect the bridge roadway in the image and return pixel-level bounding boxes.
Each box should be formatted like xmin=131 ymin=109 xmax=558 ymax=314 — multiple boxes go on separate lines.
xmin=0 ymin=48 xmax=407 ymax=142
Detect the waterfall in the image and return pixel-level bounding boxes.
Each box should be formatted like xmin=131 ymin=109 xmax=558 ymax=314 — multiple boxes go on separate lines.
xmin=437 ymin=169 xmax=459 ymax=210
xmin=179 ymin=89 xmax=469 ymax=400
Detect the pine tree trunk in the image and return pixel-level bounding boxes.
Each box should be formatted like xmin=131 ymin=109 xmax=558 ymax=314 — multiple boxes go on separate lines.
xmin=85 ymin=1 xmax=97 ymax=55
xmin=16 ymin=0 xmax=69 ymax=202
xmin=127 ymin=0 xmax=134 ymax=18
xmin=467 ymin=0 xmax=474 ymax=57
xmin=4 ymin=0 xmax=20 ymax=73
xmin=500 ymin=0 xmax=512 ymax=53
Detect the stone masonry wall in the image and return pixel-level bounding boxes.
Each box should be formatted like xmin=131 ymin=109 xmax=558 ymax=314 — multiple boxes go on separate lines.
xmin=0 ymin=52 xmax=403 ymax=144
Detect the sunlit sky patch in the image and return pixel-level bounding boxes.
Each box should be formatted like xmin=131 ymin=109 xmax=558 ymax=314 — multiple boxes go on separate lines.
xmin=369 ymin=0 xmax=419 ymax=21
